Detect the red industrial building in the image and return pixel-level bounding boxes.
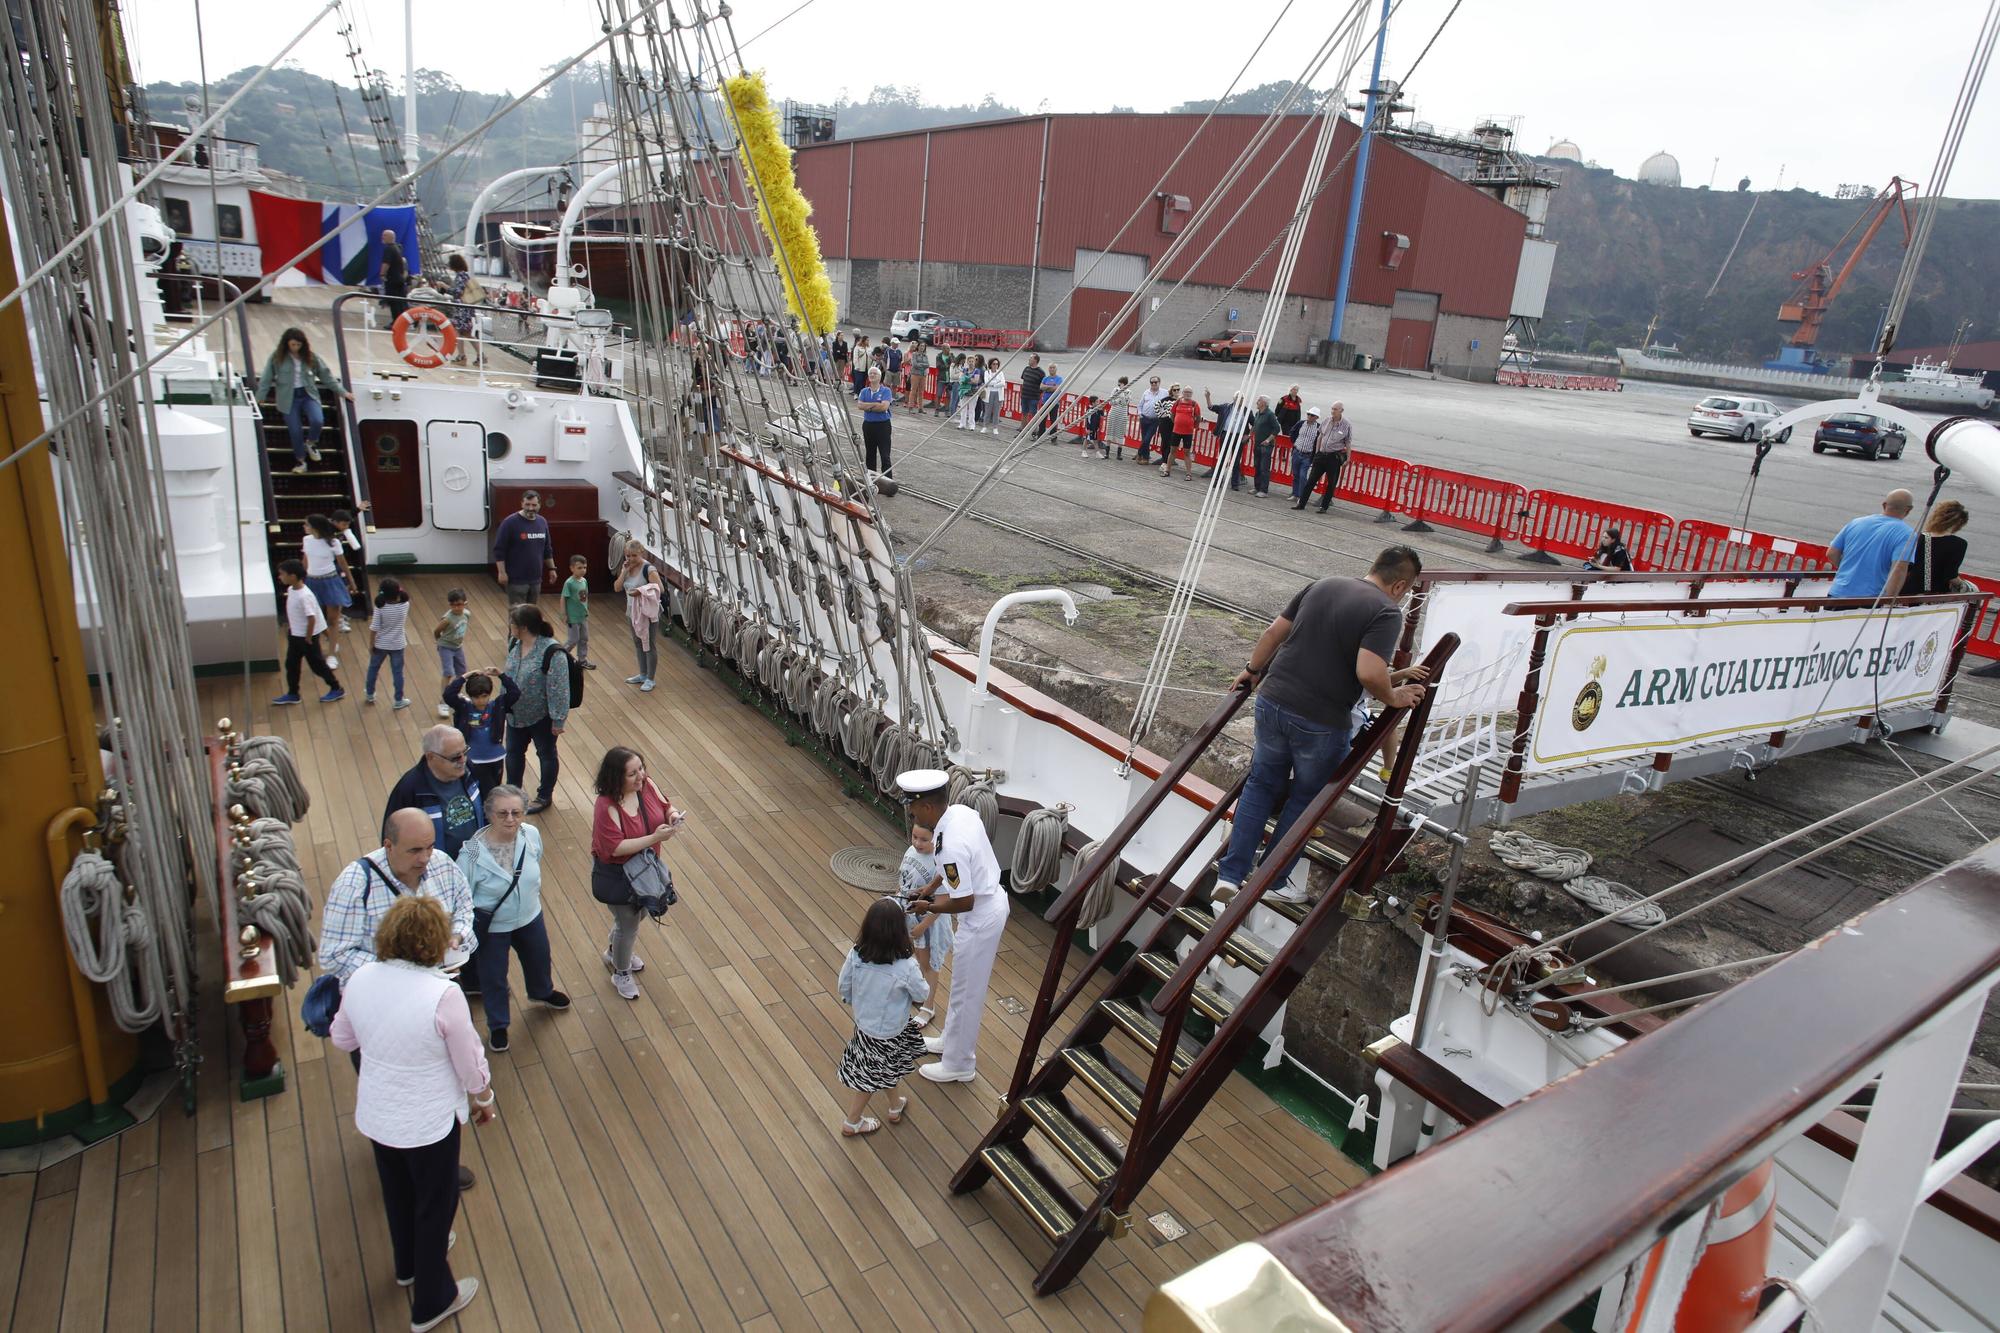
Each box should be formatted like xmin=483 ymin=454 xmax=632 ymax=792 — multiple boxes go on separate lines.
xmin=792 ymin=113 xmax=1540 ymax=376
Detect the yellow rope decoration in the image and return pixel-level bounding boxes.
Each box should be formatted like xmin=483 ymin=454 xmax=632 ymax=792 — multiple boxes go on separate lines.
xmin=723 ymin=71 xmax=838 ymax=338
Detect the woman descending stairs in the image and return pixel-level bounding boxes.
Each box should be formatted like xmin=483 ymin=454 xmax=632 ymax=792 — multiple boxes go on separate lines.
xmin=258 ymin=387 xmax=368 ymax=611
xmin=953 ymin=634 xmax=1461 ymax=1294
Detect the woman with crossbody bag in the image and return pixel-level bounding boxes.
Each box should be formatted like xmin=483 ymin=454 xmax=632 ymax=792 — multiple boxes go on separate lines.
xmin=456 ymin=785 xmax=570 ymax=1052
xmin=590 ymin=747 xmax=686 ymax=1001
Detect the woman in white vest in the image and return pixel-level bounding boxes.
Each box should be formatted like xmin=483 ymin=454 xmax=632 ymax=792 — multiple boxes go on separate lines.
xmin=332 ymin=895 xmax=496 ymax=1331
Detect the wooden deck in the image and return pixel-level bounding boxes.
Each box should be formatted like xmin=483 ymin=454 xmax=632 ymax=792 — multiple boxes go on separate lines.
xmin=0 ymin=574 xmax=1364 ymax=1332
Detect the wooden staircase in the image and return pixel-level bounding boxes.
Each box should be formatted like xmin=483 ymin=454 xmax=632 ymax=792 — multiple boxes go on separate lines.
xmin=951 ymin=633 xmax=1461 ymax=1294
xmin=258 ymin=388 xmax=365 ymax=610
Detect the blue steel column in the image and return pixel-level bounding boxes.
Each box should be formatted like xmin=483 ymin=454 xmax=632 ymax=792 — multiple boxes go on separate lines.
xmin=1328 ymin=0 xmax=1392 ymax=344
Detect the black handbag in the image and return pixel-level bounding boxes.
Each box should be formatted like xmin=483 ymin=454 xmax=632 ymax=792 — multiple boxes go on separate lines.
xmin=472 ymin=839 xmax=527 ymax=936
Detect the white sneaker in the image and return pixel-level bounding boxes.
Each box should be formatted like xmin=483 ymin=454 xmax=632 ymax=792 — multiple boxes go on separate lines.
xmin=612 ymin=971 xmax=640 ymax=1001
xmin=1211 ymin=880 xmax=1241 ymax=907
xmin=626 ymin=674 xmax=646 ymax=685
xmin=325 ymin=655 xmax=339 ymax=671
xmin=640 ymin=679 xmax=656 ymax=692
xmin=364 ymin=692 xmax=375 ymax=704
xmin=922 ymin=1035 xmax=944 ymax=1054
xmin=290 ymin=463 xmax=309 ymax=474
xmin=1268 ymin=882 xmax=1312 ymax=905
xmin=603 ymin=948 xmax=645 ymax=974
xmin=436 ymin=703 xmax=452 ymax=718
xmin=411 ymin=1277 xmax=479 ymax=1332
xmin=918 ymin=1062 xmax=976 ymax=1084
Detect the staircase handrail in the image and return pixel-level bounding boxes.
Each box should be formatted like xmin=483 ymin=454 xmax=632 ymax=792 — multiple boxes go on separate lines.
xmin=1003 ymin=682 xmax=1254 ymax=1103
xmin=1149 ymin=836 xmax=2000 ymax=1333
xmin=1151 ymin=633 xmax=1461 ymax=1016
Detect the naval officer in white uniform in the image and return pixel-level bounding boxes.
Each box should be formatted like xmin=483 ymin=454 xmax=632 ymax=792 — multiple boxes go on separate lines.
xmin=899 ymin=769 xmax=1010 ymax=1083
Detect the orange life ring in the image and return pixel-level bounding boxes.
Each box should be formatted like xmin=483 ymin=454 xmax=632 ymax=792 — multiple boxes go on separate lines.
xmin=392 ymin=305 xmax=457 ymax=368
xmin=1624 ymin=1160 xmax=1777 ymax=1331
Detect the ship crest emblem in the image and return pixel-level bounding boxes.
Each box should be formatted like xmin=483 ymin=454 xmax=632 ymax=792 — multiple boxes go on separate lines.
xmin=1916 ymin=632 xmax=1939 ymax=678
xmin=1572 ymin=654 xmax=1608 ymax=732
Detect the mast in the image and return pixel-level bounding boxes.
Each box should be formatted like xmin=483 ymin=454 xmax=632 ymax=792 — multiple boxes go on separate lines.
xmin=0 ymin=206 xmax=137 ymax=1142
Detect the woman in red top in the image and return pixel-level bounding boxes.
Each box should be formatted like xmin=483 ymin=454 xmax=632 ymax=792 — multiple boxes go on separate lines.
xmin=590 ymin=746 xmax=684 ymax=1000
xmin=1162 ymin=388 xmax=1201 ymax=480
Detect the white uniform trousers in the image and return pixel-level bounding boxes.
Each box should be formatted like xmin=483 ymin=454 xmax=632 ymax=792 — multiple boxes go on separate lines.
xmin=938 ymin=906 xmax=1008 ymax=1071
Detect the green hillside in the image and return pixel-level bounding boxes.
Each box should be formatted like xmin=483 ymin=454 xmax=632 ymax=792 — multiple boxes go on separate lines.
xmin=1537 ymin=164 xmax=2000 ymax=363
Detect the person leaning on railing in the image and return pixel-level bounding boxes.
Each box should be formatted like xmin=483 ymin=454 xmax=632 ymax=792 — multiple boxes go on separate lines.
xmin=330 ymin=894 xmax=493 ymax=1332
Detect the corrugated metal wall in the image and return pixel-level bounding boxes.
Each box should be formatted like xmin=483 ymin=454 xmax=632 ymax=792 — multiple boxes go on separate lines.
xmin=793 ymin=145 xmax=850 ymax=257
xmin=795 ymin=113 xmax=1525 ymax=317
xmin=845 ymin=136 xmax=925 ymax=260
xmin=923 ymin=120 xmax=1044 ymax=266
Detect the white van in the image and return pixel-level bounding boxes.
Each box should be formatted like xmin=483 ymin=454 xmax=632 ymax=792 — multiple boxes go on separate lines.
xmin=890 ymin=309 xmax=941 ymax=339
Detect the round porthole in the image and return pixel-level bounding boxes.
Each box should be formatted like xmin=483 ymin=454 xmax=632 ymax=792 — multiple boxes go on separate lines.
xmin=486 ymin=431 xmax=511 ymax=460
xmin=373 ymin=433 xmax=399 ymax=456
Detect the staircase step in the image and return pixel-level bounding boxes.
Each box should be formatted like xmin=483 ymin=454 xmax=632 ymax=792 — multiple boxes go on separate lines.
xmin=978 ymin=1142 xmax=1079 ymax=1242
xmin=1135 ymin=953 xmax=1235 ymax=1023
xmin=1171 ymin=905 xmax=1273 ymax=972
xmin=1059 ymin=1045 xmax=1143 ymax=1127
xmin=1100 ymin=999 xmax=1198 ymax=1075
xmin=1021 ymin=1095 xmax=1122 ymax=1186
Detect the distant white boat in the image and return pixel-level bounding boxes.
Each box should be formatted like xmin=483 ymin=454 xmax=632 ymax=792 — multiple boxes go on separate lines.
xmin=1616 ymin=345 xmax=1994 ymax=411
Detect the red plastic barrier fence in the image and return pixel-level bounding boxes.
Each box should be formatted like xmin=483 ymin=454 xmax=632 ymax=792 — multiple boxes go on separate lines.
xmin=1957 ymin=575 xmax=2000 ymax=661
xmin=1399 ymin=465 xmax=1529 ymax=552
xmin=1332 ymin=450 xmax=1411 ymax=520
xmin=1669 ymin=519 xmax=1833 ymax=575
xmin=1519 ymin=490 xmax=1678 ymax=570
xmin=1496 ymin=369 xmax=1623 ymax=392
xmin=932 ymin=328 xmax=1035 ymax=350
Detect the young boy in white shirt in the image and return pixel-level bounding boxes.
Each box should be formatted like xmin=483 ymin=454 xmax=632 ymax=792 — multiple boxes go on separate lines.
xmin=273 ymin=558 xmax=346 ymax=705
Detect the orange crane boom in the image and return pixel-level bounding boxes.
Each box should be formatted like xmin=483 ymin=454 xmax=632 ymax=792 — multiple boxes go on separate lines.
xmin=1776 ymin=176 xmax=1915 ymax=350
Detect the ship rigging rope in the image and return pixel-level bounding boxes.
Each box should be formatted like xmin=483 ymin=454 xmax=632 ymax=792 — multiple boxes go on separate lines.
xmin=2 ymin=0 xmax=219 ymax=1057
xmin=1483 ymin=746 xmax=2000 ymax=1009
xmin=898 ymin=0 xmax=1376 ymax=550
xmin=0 ymin=0 xmax=685 ymax=478
xmin=1881 ymin=0 xmax=1999 ymax=354
xmin=59 ymin=851 xmax=168 ymax=1033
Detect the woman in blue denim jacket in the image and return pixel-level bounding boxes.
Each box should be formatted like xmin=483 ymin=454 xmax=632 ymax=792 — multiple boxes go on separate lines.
xmin=833 ymin=898 xmax=929 ymax=1137
xmin=257 ymin=328 xmax=353 ymax=472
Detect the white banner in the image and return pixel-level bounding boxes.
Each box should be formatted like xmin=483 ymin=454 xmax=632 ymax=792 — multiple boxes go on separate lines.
xmin=1524 ymin=605 xmax=1963 ymax=773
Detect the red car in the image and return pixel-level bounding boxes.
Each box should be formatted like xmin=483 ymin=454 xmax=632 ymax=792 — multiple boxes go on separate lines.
xmin=1195 ymin=330 xmax=1256 ymax=361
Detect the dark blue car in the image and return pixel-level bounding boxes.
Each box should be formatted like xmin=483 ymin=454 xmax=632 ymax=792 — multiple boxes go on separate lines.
xmin=1811 ymin=412 xmax=1907 ymax=460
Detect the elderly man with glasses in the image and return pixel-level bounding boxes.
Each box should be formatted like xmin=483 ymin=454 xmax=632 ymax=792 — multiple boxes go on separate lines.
xmin=384 ymin=725 xmax=486 ymax=861
xmin=321 ymin=806 xmax=481 ymax=1191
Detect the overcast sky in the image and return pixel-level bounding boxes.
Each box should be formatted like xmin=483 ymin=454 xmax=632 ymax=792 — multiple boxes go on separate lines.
xmin=125 ymin=0 xmax=2000 ymax=198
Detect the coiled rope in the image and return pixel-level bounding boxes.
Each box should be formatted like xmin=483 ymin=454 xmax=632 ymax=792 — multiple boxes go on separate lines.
xmin=236 ymin=816 xmax=318 ymax=988
xmin=1065 ymin=836 xmax=1121 ymax=927
xmin=60 ymin=850 xmax=166 ymax=1032
xmin=952 ymin=774 xmax=1000 ymax=842
xmin=228 ymin=735 xmax=310 ymax=822
xmin=841 ymin=702 xmax=883 ymax=763
xmin=1011 ymin=805 xmax=1071 ymax=895
xmin=1489 ymin=830 xmax=1664 ymax=928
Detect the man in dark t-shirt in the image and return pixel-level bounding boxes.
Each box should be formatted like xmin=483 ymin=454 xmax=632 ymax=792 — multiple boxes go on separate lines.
xmin=1214 ymin=546 xmax=1428 ymax=907
xmin=492 ymin=490 xmax=555 ymax=606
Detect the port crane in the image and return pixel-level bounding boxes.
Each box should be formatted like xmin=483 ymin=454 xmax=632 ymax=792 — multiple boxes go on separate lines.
xmin=1768 ymin=176 xmax=1915 ymax=371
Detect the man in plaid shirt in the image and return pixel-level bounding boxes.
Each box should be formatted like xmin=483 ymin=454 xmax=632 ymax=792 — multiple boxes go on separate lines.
xmin=319 ymin=808 xmax=476 ymax=983
xmin=318 ymin=809 xmax=480 ymax=1190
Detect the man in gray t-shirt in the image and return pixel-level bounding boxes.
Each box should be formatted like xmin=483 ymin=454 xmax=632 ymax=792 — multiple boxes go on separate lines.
xmin=1214 ymin=546 xmax=1428 ymax=907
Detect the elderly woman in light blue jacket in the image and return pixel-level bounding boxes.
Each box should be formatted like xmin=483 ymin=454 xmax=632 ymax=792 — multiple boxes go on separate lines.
xmin=456 ymin=784 xmax=570 ymax=1053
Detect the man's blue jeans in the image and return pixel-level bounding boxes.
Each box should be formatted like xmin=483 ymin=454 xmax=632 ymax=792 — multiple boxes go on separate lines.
xmin=1215 ymin=696 xmax=1353 ymax=893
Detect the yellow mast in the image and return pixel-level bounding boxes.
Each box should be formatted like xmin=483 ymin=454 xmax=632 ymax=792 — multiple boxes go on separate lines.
xmin=0 ymin=204 xmax=138 ymax=1143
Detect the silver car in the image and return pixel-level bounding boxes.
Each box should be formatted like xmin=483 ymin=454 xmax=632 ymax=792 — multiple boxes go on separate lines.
xmin=1687 ymin=394 xmax=1790 ymax=442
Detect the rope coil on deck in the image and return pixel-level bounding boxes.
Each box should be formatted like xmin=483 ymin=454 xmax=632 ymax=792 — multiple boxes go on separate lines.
xmin=1489 ymin=831 xmax=1664 ymax=928
xmin=1066 ymin=837 xmax=1119 ymax=928
xmin=1010 ymin=805 xmax=1071 ymax=895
